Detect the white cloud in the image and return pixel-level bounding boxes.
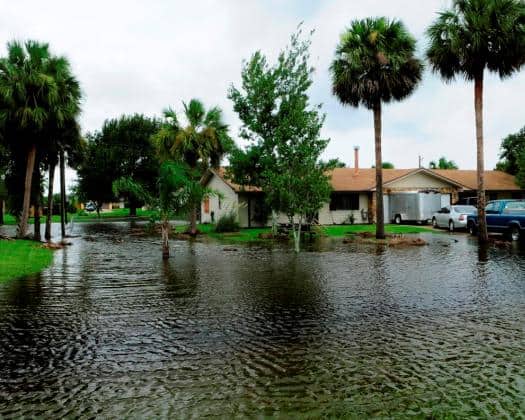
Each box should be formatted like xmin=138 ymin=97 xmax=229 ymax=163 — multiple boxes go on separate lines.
xmin=1 ymin=0 xmax=524 ymax=190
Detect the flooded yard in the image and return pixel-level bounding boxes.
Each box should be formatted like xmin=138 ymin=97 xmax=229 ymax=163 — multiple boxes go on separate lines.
xmin=0 ymin=222 xmax=524 ymax=417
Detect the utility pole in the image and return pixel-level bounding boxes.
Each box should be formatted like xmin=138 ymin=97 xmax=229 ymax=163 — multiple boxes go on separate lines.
xmin=418 ymin=155 xmax=423 ymax=168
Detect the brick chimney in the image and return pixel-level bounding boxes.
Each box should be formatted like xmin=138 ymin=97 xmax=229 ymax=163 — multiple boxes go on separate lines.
xmin=354 ymin=146 xmax=360 ymax=175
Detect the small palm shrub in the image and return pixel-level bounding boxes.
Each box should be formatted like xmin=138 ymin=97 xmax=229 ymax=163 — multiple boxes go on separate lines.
xmin=214 ymin=211 xmax=239 ymax=233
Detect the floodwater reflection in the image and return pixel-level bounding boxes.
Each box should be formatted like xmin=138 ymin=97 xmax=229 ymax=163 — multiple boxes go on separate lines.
xmin=0 ymin=223 xmax=524 ymax=417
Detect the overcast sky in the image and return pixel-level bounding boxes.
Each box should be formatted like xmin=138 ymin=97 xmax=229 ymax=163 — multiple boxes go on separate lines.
xmin=2 ymin=0 xmax=525 ymax=190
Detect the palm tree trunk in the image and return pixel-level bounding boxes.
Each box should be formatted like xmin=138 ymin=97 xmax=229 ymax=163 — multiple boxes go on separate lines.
xmin=190 ymin=206 xmax=197 ymax=235
xmin=34 ymin=168 xmax=41 ymax=242
xmin=475 ymin=72 xmax=488 ymax=243
xmin=60 ymin=150 xmax=66 ymax=239
xmin=161 ymin=218 xmax=170 ymax=259
xmin=17 ymin=144 xmax=37 ymax=238
xmin=45 ymin=162 xmax=56 ymax=240
xmin=373 ymin=102 xmax=385 ymax=240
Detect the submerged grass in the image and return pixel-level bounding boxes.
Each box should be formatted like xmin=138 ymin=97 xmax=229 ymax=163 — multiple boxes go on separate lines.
xmin=0 ymin=240 xmax=54 ymax=282
xmin=174 ymin=223 xmax=435 ymax=243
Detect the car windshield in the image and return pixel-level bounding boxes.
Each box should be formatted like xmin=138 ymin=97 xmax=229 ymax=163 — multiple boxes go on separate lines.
xmin=453 ymin=206 xmax=476 ymax=213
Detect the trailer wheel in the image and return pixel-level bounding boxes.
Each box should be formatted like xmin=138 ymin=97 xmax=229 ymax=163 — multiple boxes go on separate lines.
xmin=394 ymin=215 xmax=402 ymax=225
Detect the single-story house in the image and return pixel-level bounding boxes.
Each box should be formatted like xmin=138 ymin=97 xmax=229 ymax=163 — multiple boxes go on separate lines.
xmin=201 ymin=162 xmax=524 ymax=227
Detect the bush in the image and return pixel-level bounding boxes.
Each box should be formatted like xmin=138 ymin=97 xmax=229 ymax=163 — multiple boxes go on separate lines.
xmin=214 ymin=211 xmax=239 ymax=233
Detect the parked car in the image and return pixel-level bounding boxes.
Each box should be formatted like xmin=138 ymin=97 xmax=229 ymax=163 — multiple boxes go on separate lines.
xmin=432 ymin=205 xmax=476 ymax=231
xmin=467 ymin=200 xmax=525 ymax=241
xmin=85 ymin=202 xmax=96 ymax=212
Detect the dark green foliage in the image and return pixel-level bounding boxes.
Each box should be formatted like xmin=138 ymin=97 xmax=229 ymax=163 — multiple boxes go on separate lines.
xmin=429 ymin=157 xmax=459 ymax=169
xmin=77 ymin=114 xmax=160 ymax=212
xmin=496 ymin=126 xmax=525 ymax=174
xmin=214 ymin=210 xmax=240 ymax=233
xmin=426 ymin=0 xmax=525 ymax=81
xmin=331 ymin=17 xmax=423 ymax=110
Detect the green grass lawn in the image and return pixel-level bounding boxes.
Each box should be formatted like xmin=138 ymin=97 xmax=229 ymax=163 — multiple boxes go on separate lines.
xmin=2 ymin=208 xmax=162 ymax=225
xmin=0 ymin=240 xmax=54 ymax=282
xmin=175 ymin=223 xmax=435 ymax=243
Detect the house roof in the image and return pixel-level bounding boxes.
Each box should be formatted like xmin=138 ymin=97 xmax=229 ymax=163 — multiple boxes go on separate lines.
xmin=330 ymin=167 xmax=521 ymax=191
xmin=204 ymin=167 xmax=521 ymax=193
xmin=208 ymin=168 xmax=262 ymax=193
xmin=432 ymin=169 xmax=520 ymax=191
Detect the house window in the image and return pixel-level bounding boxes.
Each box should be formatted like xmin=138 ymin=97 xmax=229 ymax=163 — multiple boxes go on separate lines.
xmin=218 ymin=197 xmax=222 ymax=210
xmin=329 ymin=193 xmax=359 ymax=211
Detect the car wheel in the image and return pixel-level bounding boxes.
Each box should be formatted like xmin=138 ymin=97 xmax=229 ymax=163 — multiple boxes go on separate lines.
xmin=508 ymin=225 xmax=520 ymax=242
xmin=449 ymin=220 xmax=454 ymax=232
xmin=394 ymin=215 xmax=402 ymax=225
xmin=432 ymin=218 xmax=437 ymax=228
xmin=468 ymin=222 xmax=477 ymax=236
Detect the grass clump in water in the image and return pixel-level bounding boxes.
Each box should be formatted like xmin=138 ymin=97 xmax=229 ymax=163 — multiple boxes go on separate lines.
xmin=0 ymin=240 xmax=54 ymax=282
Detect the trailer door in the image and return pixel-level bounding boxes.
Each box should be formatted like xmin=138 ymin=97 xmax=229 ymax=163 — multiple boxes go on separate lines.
xmin=441 ymin=194 xmax=451 ymax=208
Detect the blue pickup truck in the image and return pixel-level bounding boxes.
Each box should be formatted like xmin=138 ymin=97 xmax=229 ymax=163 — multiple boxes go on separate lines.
xmin=467 ymin=200 xmax=525 ymax=241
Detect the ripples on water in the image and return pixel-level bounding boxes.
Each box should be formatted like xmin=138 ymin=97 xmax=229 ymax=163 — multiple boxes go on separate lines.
xmin=0 ymin=222 xmax=524 ymax=417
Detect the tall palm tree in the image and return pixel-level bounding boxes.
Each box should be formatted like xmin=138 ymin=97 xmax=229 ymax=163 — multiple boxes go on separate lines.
xmin=331 ymin=18 xmax=423 ymax=239
xmin=427 ymin=0 xmax=525 ymax=242
xmin=0 ymin=40 xmax=81 ymax=238
xmin=153 ymin=99 xmax=231 ymax=235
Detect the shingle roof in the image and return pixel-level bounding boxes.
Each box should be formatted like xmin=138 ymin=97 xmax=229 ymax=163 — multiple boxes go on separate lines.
xmin=207 ymin=167 xmax=521 ymax=192
xmin=330 ymin=168 xmax=520 ymax=191
xmin=432 ymin=169 xmax=520 ymax=191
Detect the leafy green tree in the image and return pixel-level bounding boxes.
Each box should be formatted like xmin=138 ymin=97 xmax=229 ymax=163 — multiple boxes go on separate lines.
xmin=230 ymin=29 xmax=332 ymax=251
xmin=331 ymin=18 xmax=423 ymax=239
xmin=152 ymin=100 xmax=231 ymax=235
xmin=429 ymin=157 xmax=459 ymax=169
xmin=77 ymin=115 xmax=160 ymax=219
xmin=76 ymin=132 xmax=118 ymax=216
xmin=427 ymin=0 xmax=525 ymax=242
xmin=516 ymin=149 xmax=525 ymax=188
xmin=496 ymin=126 xmax=525 ymax=174
xmin=0 ymin=40 xmax=81 ymax=238
xmin=99 ymin=114 xmax=160 ymax=216
xmin=372 ymin=162 xmax=395 ymax=169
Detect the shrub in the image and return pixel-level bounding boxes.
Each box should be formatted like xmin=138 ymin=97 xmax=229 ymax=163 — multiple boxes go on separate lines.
xmin=214 ymin=211 xmax=239 ymax=233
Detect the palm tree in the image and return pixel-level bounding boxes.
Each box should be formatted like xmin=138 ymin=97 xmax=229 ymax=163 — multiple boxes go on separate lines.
xmin=427 ymin=0 xmax=525 ymax=242
xmin=429 ymin=157 xmax=459 ymax=170
xmin=331 ymin=18 xmax=423 ymax=239
xmin=0 ymin=40 xmax=81 ymax=238
xmin=153 ymin=99 xmax=231 ymax=235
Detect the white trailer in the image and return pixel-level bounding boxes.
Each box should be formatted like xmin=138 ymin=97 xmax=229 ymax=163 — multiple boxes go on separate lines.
xmin=390 ymin=191 xmax=444 ymax=224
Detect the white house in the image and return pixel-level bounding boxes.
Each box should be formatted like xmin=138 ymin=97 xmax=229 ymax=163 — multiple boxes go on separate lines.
xmin=201 ymin=157 xmax=524 ymax=227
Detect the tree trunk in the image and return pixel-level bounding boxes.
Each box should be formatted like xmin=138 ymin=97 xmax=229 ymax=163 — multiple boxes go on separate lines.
xmin=271 ymin=210 xmax=278 ymax=235
xmin=45 ymin=162 xmax=56 ymax=240
xmin=60 ymin=150 xmax=66 ymax=239
xmin=0 ymin=199 xmax=4 ymax=225
xmin=475 ymin=72 xmax=488 ymax=243
xmin=189 ymin=205 xmax=197 ymax=236
xmin=129 ymin=204 xmax=137 ymax=217
xmin=161 ymin=218 xmax=170 ymax=259
xmin=34 ymin=168 xmax=41 ymax=242
xmin=373 ymin=102 xmax=385 ymax=240
xmin=292 ymin=217 xmax=302 ymax=253
xmin=17 ymin=144 xmax=37 ymax=238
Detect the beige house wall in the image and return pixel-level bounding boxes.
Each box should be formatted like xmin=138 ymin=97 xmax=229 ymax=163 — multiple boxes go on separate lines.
xmin=318 ymin=193 xmax=369 ymax=224
xmin=386 ymin=172 xmax=454 ymax=189
xmin=201 ymin=175 xmax=239 ymax=224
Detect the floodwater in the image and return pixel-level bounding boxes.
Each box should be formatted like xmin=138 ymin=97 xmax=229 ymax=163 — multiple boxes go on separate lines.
xmin=0 ymin=222 xmax=524 ymax=418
